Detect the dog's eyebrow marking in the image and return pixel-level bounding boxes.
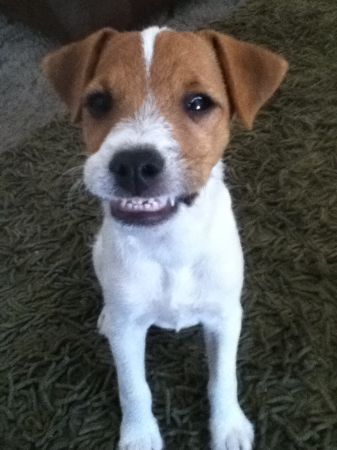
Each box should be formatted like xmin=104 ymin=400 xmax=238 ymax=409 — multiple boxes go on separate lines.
xmin=141 ymin=26 xmax=166 ymax=75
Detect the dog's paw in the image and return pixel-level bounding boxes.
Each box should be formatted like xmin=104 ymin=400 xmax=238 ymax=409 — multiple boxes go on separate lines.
xmin=211 ymin=407 xmax=254 ymax=450
xmin=118 ymin=418 xmax=163 ymax=450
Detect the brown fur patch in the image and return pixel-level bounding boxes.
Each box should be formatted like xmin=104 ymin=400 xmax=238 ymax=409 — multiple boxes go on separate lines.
xmin=43 ymin=30 xmax=148 ymax=153
xmin=200 ymin=31 xmax=288 ymax=129
xmin=81 ymin=32 xmax=147 ymax=153
xmin=150 ymin=31 xmax=231 ymax=189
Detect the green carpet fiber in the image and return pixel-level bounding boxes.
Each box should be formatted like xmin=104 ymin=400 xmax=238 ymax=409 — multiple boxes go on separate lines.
xmin=1 ymin=0 xmax=337 ymax=448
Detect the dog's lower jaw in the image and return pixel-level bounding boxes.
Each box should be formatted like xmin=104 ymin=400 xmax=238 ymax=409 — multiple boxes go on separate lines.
xmin=109 ymin=192 xmax=197 ymax=227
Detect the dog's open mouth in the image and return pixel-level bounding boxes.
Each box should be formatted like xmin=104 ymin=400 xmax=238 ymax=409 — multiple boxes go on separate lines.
xmin=110 ymin=193 xmax=197 ymax=226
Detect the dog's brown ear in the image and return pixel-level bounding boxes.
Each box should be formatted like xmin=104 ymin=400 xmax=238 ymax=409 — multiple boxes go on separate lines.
xmin=200 ymin=31 xmax=288 ymax=129
xmin=42 ymin=28 xmax=116 ymax=123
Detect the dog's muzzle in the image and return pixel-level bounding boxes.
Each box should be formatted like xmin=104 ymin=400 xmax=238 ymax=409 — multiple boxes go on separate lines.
xmin=108 ymin=146 xmax=197 ymax=226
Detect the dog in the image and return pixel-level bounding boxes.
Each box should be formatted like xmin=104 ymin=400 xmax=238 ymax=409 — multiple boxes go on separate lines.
xmin=43 ymin=26 xmax=288 ymax=450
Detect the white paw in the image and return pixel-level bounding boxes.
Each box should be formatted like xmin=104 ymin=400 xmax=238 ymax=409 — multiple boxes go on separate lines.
xmin=211 ymin=407 xmax=254 ymax=450
xmin=118 ymin=418 xmax=163 ymax=450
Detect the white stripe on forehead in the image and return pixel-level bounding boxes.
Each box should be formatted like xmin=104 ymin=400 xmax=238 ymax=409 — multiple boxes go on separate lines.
xmin=141 ymin=26 xmax=167 ymax=74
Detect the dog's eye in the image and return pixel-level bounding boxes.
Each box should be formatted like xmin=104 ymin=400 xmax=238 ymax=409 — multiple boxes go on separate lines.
xmin=85 ymin=91 xmax=112 ymax=119
xmin=184 ymin=93 xmax=215 ymax=116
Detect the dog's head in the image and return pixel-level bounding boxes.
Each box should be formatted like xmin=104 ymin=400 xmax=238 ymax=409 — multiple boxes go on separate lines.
xmin=43 ymin=27 xmax=287 ymax=226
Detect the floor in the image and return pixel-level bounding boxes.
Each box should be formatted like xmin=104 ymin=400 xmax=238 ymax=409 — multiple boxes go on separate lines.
xmin=0 ymin=15 xmax=64 ymax=153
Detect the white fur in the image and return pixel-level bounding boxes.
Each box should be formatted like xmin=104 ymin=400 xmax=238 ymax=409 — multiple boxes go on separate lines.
xmin=92 ymin=162 xmax=253 ymax=450
xmin=85 ymin=40 xmax=254 ymax=449
xmin=96 ymin=163 xmax=243 ymax=330
xmin=141 ymin=26 xmax=166 ymax=74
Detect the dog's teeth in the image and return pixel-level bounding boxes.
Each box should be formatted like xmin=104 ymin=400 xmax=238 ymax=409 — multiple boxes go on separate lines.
xmin=115 ymin=196 xmax=179 ymax=213
xmin=157 ymin=197 xmax=166 ymax=207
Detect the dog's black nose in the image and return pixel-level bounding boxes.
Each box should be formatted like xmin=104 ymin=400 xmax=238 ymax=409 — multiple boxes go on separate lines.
xmin=109 ymin=148 xmax=164 ymax=196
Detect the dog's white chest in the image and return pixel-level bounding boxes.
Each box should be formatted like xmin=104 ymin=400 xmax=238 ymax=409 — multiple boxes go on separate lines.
xmin=153 ymin=265 xmax=201 ymax=330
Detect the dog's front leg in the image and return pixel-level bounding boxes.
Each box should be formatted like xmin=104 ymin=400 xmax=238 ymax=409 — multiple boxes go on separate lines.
xmin=99 ymin=312 xmax=163 ymax=450
xmin=203 ymin=307 xmax=254 ymax=450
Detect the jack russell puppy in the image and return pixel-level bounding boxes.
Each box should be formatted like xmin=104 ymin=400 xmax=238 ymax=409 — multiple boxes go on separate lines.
xmin=43 ymin=26 xmax=287 ymax=450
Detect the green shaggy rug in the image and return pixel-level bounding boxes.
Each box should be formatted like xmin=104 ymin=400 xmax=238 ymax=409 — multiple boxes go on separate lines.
xmin=1 ymin=0 xmax=337 ymax=449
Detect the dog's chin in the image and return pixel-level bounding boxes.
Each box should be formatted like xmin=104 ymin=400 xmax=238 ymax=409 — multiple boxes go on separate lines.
xmin=109 ymin=193 xmax=197 ymax=227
